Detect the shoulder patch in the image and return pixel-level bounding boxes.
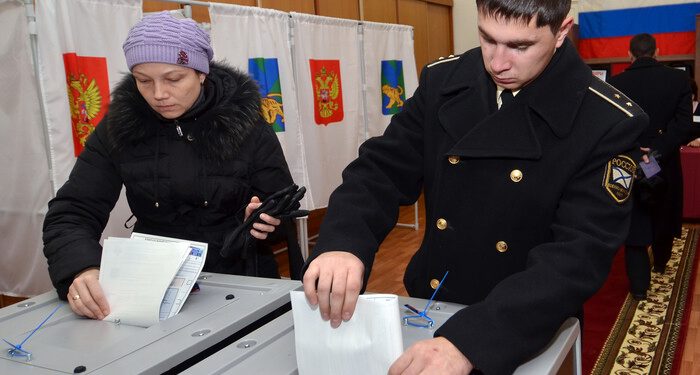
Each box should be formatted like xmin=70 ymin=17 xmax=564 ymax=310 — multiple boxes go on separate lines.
xmin=427 ymin=54 xmax=460 ymax=68
xmin=588 ymin=77 xmax=644 ymax=118
xmin=602 ymin=154 xmax=636 ymax=204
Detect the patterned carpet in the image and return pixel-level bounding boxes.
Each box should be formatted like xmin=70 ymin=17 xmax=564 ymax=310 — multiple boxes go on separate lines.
xmin=590 ymin=227 xmax=699 ymax=375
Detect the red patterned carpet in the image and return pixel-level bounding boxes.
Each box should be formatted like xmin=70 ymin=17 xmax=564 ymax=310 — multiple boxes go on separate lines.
xmin=583 ymin=248 xmax=630 ymax=374
xmin=584 ymin=227 xmax=699 ymax=374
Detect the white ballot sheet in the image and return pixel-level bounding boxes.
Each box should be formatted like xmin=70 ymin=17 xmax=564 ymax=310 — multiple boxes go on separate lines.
xmin=290 ymin=291 xmax=403 ymax=375
xmin=130 ymin=232 xmax=208 ymax=320
xmin=100 ymin=237 xmax=190 ymax=327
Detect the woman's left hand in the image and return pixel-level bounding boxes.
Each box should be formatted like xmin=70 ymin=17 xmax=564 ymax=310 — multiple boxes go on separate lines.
xmin=244 ymin=196 xmax=282 ymax=240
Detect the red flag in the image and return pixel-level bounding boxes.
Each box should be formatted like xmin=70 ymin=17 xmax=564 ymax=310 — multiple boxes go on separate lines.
xmin=309 ymin=59 xmax=344 ymax=126
xmin=63 ymin=53 xmax=110 ymax=156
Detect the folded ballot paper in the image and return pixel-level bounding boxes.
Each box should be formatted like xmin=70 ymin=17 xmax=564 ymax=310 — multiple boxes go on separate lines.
xmin=99 ymin=233 xmax=207 ymax=327
xmin=290 ymin=291 xmax=403 ymax=375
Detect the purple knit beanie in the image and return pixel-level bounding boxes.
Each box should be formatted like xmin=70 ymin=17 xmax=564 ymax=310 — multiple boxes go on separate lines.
xmin=123 ymin=12 xmax=213 ymax=74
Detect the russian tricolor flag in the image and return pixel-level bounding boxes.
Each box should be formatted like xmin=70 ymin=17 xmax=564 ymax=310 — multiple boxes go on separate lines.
xmin=578 ymin=0 xmax=700 ymax=60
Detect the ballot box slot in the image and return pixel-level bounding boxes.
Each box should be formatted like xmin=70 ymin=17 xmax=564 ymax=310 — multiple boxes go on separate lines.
xmin=162 ymin=301 xmax=291 ymax=374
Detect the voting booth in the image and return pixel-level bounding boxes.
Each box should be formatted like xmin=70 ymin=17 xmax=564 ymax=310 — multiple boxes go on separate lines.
xmin=0 ymin=274 xmax=301 ymax=374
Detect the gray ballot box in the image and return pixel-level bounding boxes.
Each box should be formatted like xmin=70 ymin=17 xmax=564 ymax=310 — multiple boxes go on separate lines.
xmin=0 ymin=273 xmax=301 ymax=374
xmin=183 ymin=295 xmax=582 ymax=375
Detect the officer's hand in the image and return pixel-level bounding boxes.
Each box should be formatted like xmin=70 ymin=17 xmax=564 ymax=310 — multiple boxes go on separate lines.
xmin=388 ymin=337 xmax=473 ymax=375
xmin=640 ymin=147 xmax=650 ymax=164
xmin=302 ymin=251 xmax=364 ymax=328
xmin=67 ymin=267 xmax=110 ymax=320
xmin=244 ymin=196 xmax=281 ymax=240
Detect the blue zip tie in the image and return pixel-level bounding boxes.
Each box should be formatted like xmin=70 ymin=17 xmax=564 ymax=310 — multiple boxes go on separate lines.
xmin=4 ymin=303 xmax=62 ymax=361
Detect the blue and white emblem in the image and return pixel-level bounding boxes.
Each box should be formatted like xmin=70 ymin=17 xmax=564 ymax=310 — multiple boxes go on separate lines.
xmin=603 ymin=155 xmax=636 ymax=204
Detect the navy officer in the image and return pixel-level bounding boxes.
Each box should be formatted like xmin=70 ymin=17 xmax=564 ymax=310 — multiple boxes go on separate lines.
xmin=303 ymin=0 xmax=647 ymax=373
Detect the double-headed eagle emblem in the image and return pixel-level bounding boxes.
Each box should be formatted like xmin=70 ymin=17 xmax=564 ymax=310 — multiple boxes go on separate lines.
xmin=313 ymin=67 xmax=340 ymax=119
xmin=67 ymin=73 xmax=102 ymax=147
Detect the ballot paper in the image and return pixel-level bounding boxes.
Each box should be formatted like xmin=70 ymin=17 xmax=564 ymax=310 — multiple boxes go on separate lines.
xmin=290 ymin=291 xmax=403 ymax=375
xmin=98 ymin=233 xmax=207 ymax=327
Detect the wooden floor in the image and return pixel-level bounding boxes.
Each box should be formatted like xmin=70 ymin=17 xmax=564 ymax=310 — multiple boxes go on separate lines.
xmin=277 ymin=205 xmax=700 ymax=375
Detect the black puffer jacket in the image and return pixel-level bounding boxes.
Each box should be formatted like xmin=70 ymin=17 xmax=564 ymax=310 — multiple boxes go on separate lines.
xmin=43 ymin=62 xmax=293 ymax=298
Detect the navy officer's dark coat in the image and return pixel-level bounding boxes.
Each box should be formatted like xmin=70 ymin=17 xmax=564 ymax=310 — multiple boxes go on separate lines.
xmin=306 ymin=39 xmax=646 ymax=374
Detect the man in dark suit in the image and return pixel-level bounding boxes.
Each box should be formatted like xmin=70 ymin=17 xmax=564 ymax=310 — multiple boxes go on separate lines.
xmin=609 ymin=33 xmax=693 ymax=300
xmin=302 ymin=0 xmax=647 ymax=373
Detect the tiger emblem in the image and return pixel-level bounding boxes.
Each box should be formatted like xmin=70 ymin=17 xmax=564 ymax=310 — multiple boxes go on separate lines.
xmin=382 ymin=84 xmax=404 ymax=109
xmin=261 ymin=94 xmax=285 ymax=125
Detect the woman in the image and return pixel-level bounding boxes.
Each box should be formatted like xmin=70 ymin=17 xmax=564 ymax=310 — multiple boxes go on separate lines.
xmin=43 ymin=12 xmax=293 ymax=320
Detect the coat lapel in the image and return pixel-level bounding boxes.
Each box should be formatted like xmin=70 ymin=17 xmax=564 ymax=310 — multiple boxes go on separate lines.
xmin=436 ymin=39 xmax=591 ymax=161
xmin=448 ymin=103 xmax=542 ymax=159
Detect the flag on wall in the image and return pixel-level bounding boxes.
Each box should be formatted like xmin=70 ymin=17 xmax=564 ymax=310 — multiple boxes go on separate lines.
xmin=210 ymin=4 xmax=311 ymax=209
xmin=362 ymin=22 xmax=418 ymax=138
xmin=63 ymin=53 xmax=110 ymax=156
xmin=309 ymin=59 xmax=345 ymax=125
xmin=381 ymin=60 xmax=406 ymax=116
xmin=578 ymin=0 xmax=700 ymax=59
xmin=249 ymin=57 xmax=286 ymax=132
xmin=292 ymin=12 xmax=364 ymax=209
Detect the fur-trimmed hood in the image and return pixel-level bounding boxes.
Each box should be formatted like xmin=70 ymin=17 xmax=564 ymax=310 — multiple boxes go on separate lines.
xmin=107 ymin=61 xmax=262 ymax=161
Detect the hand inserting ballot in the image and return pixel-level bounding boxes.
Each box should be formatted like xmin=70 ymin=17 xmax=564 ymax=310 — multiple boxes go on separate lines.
xmin=220 ymin=184 xmax=309 ymax=258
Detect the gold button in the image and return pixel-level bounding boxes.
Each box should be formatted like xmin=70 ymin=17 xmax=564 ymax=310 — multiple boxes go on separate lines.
xmin=658 ymin=129 xmax=663 ymax=135
xmin=448 ymin=156 xmax=460 ymax=165
xmin=436 ymin=218 xmax=447 ymax=230
xmin=430 ymin=279 xmax=440 ymax=289
xmin=496 ymin=241 xmax=508 ymax=252
xmin=510 ymin=169 xmax=523 ymax=183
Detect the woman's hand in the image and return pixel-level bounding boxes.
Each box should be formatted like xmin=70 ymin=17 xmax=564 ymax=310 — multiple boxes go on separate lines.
xmin=244 ymin=196 xmax=282 ymax=240
xmin=688 ymin=138 xmax=700 ymax=147
xmin=67 ymin=267 xmax=110 ymax=319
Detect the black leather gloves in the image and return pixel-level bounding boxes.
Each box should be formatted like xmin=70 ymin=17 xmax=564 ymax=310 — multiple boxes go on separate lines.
xmin=220 ymin=184 xmax=309 ymax=258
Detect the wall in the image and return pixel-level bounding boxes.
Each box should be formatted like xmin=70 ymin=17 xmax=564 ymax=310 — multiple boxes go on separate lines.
xmin=142 ymin=0 xmax=453 ymax=71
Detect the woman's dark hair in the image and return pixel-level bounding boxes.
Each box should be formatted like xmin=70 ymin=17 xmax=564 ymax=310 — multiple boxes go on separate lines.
xmin=475 ymin=0 xmax=571 ymax=34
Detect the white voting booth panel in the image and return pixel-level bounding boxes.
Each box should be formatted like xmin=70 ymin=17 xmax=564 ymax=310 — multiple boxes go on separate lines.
xmin=183 ymin=296 xmax=582 ymax=375
xmin=0 ymin=274 xmax=301 ymax=374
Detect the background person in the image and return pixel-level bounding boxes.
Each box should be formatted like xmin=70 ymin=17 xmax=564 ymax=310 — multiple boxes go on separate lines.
xmin=43 ymin=12 xmax=293 ymax=320
xmin=609 ymin=33 xmax=693 ymax=299
xmin=302 ymin=0 xmax=647 ymax=373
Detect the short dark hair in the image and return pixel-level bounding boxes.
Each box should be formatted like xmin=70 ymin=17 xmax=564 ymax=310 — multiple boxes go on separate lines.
xmin=475 ymin=0 xmax=571 ymax=34
xmin=629 ymin=33 xmax=656 ymax=58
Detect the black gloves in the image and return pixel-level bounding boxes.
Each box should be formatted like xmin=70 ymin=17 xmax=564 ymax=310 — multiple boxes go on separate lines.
xmin=220 ymin=184 xmax=309 ymax=258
